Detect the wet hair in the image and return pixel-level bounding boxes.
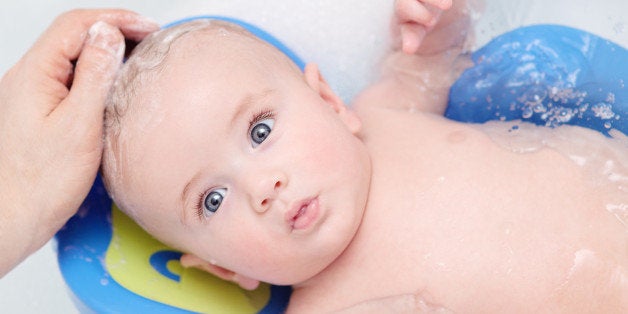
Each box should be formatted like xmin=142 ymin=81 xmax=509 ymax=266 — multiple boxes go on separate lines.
xmin=105 ymin=19 xmax=254 ymax=143
xmin=101 ymin=17 xmax=306 ymax=228
xmin=101 ymin=20 xmax=261 ymax=219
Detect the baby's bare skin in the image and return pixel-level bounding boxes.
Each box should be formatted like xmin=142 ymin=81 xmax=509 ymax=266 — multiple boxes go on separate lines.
xmin=288 ymin=54 xmax=628 ymax=312
xmin=287 ymin=6 xmax=628 ymax=311
xmin=101 ymin=1 xmax=627 ymax=312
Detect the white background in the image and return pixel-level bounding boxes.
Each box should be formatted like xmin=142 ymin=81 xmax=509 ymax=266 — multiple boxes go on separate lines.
xmin=0 ymin=0 xmax=625 ymax=313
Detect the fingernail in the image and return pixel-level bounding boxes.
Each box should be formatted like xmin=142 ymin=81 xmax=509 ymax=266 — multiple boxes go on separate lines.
xmin=88 ymin=21 xmax=124 ymax=60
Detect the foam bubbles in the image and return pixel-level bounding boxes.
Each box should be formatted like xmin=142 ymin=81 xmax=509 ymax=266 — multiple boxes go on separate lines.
xmin=592 ymin=102 xmax=617 ymax=119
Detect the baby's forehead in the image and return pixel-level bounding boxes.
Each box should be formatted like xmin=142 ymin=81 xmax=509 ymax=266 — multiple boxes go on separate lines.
xmin=111 ymin=19 xmax=302 ymax=134
xmin=164 ymin=22 xmax=269 ymax=64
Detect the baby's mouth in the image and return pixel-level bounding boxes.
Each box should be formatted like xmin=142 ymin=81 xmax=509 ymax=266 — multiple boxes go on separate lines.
xmin=286 ymin=197 xmax=320 ymax=230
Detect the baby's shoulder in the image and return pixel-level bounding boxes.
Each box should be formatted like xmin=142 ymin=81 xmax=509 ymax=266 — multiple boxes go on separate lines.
xmin=356 ymin=105 xmax=484 ymax=147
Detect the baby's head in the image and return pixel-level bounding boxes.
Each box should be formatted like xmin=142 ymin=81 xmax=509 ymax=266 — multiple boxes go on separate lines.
xmin=102 ymin=19 xmax=371 ymax=287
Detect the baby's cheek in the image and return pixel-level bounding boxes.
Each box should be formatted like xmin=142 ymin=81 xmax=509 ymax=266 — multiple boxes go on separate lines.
xmin=302 ymin=137 xmax=346 ymax=174
xmin=227 ymin=231 xmax=286 ymax=280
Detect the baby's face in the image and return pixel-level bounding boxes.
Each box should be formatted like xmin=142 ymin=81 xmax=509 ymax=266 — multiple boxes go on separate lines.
xmin=115 ymin=31 xmax=371 ymax=285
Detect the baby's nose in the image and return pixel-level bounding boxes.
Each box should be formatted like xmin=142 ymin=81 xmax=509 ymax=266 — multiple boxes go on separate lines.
xmin=251 ymin=173 xmax=287 ymax=213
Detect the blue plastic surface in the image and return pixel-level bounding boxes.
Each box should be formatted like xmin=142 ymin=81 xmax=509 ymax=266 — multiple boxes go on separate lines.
xmin=447 ymin=25 xmax=627 ymax=135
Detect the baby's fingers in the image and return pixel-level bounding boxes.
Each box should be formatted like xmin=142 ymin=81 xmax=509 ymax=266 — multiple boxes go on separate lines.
xmin=400 ymin=23 xmax=427 ymax=54
xmin=395 ymin=0 xmax=453 ymax=54
xmin=423 ymin=0 xmax=453 ymax=10
xmin=396 ymin=0 xmax=439 ymax=28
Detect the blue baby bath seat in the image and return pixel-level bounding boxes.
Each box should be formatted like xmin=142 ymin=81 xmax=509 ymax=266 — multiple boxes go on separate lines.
xmin=56 ymin=21 xmax=626 ymax=313
xmin=447 ymin=25 xmax=627 ymax=135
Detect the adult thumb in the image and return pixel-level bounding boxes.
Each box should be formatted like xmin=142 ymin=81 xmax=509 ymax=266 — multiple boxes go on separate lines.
xmin=54 ymin=21 xmax=125 ymax=124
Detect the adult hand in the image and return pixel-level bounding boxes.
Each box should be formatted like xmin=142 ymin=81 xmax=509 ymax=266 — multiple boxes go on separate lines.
xmin=0 ymin=9 xmax=159 ymax=276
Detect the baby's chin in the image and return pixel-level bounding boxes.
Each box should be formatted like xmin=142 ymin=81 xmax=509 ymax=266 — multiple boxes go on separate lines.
xmin=262 ymin=262 xmax=331 ymax=287
xmin=283 ymin=232 xmax=361 ymax=286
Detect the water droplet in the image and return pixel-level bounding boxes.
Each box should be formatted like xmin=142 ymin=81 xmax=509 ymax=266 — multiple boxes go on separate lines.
xmin=519 ymin=84 xmax=547 ymax=106
xmin=592 ymin=103 xmax=615 ymax=119
xmin=606 ymin=93 xmax=616 ymax=104
xmin=522 ymin=106 xmax=533 ymax=118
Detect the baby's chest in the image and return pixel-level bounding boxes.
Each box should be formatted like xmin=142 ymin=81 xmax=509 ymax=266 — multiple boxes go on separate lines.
xmin=342 ymin=181 xmax=622 ymax=311
xmin=355 ymin=126 xmax=626 ymax=310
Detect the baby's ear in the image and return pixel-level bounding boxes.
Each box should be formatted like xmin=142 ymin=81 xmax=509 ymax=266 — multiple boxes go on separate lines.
xmin=180 ymin=253 xmax=260 ymax=290
xmin=304 ymin=63 xmax=362 ymax=134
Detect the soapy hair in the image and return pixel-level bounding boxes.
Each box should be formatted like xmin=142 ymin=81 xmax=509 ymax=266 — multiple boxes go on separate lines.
xmin=101 ymin=20 xmax=257 ymax=220
xmin=105 ymin=19 xmax=254 ymax=141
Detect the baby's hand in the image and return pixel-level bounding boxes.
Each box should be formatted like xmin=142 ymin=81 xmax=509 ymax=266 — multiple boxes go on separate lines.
xmin=394 ymin=0 xmax=453 ymax=54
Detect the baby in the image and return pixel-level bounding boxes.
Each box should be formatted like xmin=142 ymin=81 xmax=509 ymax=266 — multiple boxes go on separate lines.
xmin=102 ymin=0 xmax=627 ymax=312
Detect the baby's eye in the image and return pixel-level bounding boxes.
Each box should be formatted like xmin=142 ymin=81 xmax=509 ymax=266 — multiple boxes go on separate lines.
xmin=203 ymin=188 xmax=227 ymax=216
xmin=250 ymin=118 xmax=274 ymax=147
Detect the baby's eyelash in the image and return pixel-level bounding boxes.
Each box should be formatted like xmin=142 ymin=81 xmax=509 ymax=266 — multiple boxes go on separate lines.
xmin=193 ymin=110 xmax=275 ymax=221
xmin=248 ymin=108 xmax=275 ymax=129
xmin=195 ymin=191 xmax=206 ymax=220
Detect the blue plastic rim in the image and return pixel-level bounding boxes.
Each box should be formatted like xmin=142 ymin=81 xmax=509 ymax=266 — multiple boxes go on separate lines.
xmin=56 ymin=21 xmax=626 ymax=313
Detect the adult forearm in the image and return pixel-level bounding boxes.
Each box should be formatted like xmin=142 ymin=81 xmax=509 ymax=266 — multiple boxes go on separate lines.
xmin=0 ymin=186 xmax=40 ymax=277
xmin=0 ymin=8 xmax=158 ymax=277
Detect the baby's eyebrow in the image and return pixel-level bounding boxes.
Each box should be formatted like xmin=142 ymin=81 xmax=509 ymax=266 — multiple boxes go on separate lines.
xmin=230 ymin=89 xmax=275 ymax=126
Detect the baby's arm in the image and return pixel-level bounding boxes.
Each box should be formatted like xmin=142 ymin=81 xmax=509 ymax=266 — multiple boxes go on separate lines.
xmin=354 ymin=0 xmax=472 ymax=115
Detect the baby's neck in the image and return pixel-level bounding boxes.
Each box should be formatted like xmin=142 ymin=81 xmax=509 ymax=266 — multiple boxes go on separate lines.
xmin=288 ymin=205 xmax=375 ymax=308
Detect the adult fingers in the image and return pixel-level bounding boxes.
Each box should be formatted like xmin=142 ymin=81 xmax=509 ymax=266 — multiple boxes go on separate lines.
xmin=34 ymin=9 xmax=158 ymax=65
xmin=51 ymin=21 xmax=124 ymax=128
xmin=20 ymin=9 xmax=158 ymax=114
